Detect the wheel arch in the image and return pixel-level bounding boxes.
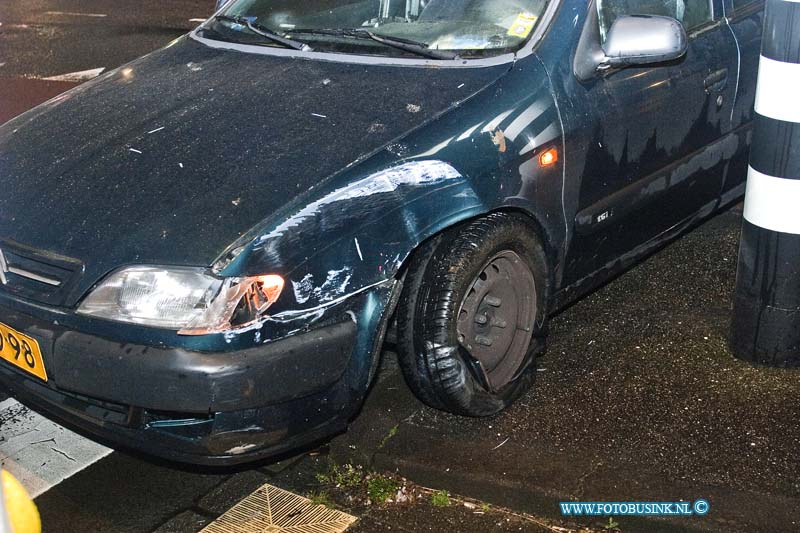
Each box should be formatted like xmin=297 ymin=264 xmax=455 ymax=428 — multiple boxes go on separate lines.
xmin=393 ymin=205 xmax=557 ymax=303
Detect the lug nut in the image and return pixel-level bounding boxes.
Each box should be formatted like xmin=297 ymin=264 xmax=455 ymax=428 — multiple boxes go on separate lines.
xmin=475 ymin=335 xmax=493 ymax=347
xmin=485 ymin=296 xmax=502 ymax=307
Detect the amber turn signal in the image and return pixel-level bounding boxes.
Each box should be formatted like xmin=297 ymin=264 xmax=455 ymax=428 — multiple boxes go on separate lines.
xmin=255 ymin=274 xmax=285 ymax=304
xmin=539 ymin=147 xmax=559 ymax=167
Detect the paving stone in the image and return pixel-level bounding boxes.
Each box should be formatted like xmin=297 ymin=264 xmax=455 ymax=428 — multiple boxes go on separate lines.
xmin=259 ymin=451 xmax=307 ymax=475
xmin=196 ymin=470 xmax=270 ymax=516
xmin=152 ymin=510 xmax=211 ymax=533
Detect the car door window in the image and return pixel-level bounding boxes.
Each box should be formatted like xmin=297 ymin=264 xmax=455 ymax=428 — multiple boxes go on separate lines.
xmin=597 ymin=0 xmax=713 ymax=41
xmin=731 ymin=0 xmax=761 ymax=12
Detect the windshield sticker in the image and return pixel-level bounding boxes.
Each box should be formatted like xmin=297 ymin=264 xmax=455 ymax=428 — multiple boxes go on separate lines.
xmin=508 ymin=13 xmax=538 ymax=38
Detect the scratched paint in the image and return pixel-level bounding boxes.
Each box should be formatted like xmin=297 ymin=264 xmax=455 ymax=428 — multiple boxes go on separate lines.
xmin=292 ymin=268 xmax=353 ymax=305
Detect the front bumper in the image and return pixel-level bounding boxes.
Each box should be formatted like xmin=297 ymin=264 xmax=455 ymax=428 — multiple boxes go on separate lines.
xmin=0 ymin=285 xmax=393 ymax=465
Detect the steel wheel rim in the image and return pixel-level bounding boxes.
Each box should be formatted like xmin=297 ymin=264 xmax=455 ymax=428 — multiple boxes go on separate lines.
xmin=456 ymin=250 xmax=537 ymax=391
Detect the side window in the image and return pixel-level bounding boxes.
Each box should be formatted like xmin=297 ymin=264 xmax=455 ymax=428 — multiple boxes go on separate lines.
xmin=597 ymin=0 xmax=713 ymax=41
xmin=731 ymin=0 xmax=760 ymax=11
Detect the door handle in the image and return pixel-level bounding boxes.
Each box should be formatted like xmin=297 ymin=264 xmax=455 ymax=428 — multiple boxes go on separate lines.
xmin=704 ymin=68 xmax=729 ymax=94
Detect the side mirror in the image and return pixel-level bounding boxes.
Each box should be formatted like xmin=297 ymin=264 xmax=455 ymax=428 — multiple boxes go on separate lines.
xmin=602 ymin=15 xmax=688 ymax=68
xmin=573 ymin=12 xmax=688 ymax=81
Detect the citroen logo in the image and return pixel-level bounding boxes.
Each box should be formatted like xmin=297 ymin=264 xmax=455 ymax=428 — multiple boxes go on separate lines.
xmin=0 ymin=249 xmax=8 ymax=286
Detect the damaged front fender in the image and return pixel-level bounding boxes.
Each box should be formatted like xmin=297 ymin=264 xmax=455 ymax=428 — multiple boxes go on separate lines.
xmin=207 ymin=159 xmax=484 ymax=393
xmin=217 ymin=159 xmax=485 ymax=315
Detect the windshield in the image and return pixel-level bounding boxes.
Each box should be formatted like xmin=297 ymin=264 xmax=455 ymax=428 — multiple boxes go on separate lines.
xmin=205 ymin=0 xmax=551 ymax=58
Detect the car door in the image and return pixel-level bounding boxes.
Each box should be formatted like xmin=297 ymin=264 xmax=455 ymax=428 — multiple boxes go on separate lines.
xmin=565 ymin=0 xmax=740 ymax=284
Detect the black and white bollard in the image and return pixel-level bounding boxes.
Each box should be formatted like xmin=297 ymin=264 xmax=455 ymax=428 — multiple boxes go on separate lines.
xmin=730 ymin=0 xmax=800 ymax=366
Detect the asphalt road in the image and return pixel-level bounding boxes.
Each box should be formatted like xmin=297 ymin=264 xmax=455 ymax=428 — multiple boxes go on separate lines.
xmin=0 ymin=0 xmax=206 ymax=78
xmin=0 ymin=0 xmax=210 ymax=123
xmin=2 ymin=2 xmax=799 ymax=533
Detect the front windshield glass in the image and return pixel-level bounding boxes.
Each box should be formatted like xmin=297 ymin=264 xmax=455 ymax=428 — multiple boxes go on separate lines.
xmin=205 ymin=0 xmax=551 ymax=58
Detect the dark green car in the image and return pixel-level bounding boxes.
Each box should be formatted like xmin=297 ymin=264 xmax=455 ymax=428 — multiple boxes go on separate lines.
xmin=0 ymin=0 xmax=762 ymax=464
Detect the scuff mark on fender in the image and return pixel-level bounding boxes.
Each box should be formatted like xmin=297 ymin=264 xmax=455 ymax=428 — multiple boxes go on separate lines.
xmin=226 ymin=443 xmax=257 ymax=455
xmin=292 ymin=267 xmax=353 ymax=304
xmin=270 ymin=279 xmax=394 ymax=323
xmin=251 ymin=160 xmax=462 ymax=248
xmin=491 ymin=129 xmax=507 ymax=153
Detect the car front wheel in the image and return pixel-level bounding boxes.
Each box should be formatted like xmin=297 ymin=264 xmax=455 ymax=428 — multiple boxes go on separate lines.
xmin=396 ymin=212 xmax=548 ymax=417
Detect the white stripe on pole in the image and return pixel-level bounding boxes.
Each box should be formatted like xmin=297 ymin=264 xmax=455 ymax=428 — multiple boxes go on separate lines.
xmin=754 ymin=56 xmax=800 ymax=124
xmin=743 ymin=167 xmax=800 ymax=234
xmin=0 ymin=399 xmax=111 ymax=498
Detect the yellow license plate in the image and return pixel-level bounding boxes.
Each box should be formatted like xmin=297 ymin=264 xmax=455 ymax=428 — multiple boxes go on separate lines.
xmin=0 ymin=321 xmax=47 ymax=382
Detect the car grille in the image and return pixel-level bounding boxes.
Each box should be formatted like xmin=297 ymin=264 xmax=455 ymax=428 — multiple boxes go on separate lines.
xmin=0 ymin=240 xmax=83 ymax=306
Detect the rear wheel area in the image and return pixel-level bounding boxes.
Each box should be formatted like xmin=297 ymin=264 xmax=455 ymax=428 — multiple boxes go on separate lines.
xmin=396 ymin=212 xmax=549 ymax=417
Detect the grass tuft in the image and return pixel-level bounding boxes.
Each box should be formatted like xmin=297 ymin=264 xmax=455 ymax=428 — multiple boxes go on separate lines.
xmin=431 ymin=490 xmax=451 ymax=507
xmin=315 ymin=463 xmax=363 ymax=489
xmin=308 ymin=491 xmax=335 ymax=508
xmin=367 ymin=475 xmax=400 ymax=504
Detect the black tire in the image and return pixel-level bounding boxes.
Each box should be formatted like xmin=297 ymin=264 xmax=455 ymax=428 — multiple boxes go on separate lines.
xmin=396 ymin=212 xmax=549 ymax=417
xmin=396 ymin=235 xmax=448 ymax=411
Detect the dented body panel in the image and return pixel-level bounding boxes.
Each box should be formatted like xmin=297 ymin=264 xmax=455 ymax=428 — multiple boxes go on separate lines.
xmin=0 ymin=0 xmax=762 ymax=464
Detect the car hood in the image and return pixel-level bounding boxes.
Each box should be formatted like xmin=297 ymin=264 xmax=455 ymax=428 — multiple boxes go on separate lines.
xmin=0 ymin=37 xmax=510 ymax=301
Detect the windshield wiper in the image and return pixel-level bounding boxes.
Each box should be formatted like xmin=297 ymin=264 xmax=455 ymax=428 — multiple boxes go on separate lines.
xmin=287 ymin=28 xmax=459 ymax=60
xmin=197 ymin=25 xmax=242 ymax=45
xmin=213 ymin=15 xmax=313 ymax=52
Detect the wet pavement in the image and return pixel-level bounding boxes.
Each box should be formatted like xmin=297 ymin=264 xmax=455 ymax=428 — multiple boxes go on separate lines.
xmin=0 ymin=1 xmax=204 ymax=78
xmin=0 ymin=0 xmax=207 ymax=123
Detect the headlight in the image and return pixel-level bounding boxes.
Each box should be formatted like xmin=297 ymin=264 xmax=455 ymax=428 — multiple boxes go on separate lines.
xmin=77 ymin=266 xmax=284 ymax=335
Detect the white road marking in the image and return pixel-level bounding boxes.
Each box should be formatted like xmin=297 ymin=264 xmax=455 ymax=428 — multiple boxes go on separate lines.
xmin=0 ymin=399 xmax=111 ymax=498
xmin=44 ymin=11 xmax=108 ymax=18
xmin=743 ymin=167 xmax=800 ymax=235
xmin=189 ymin=18 xmax=207 ymax=23
xmin=42 ymin=67 xmax=105 ymax=83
